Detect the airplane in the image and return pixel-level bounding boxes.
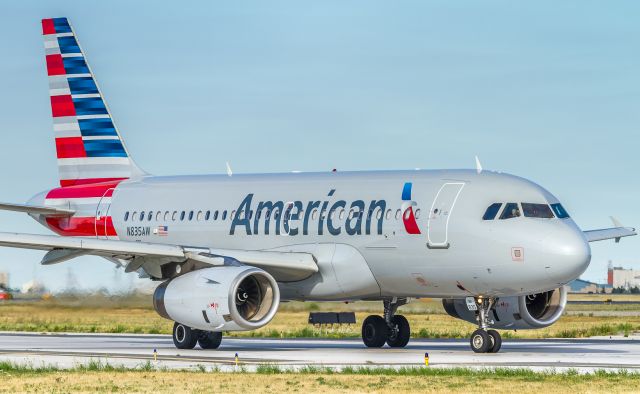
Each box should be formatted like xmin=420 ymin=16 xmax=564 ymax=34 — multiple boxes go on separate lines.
xmin=0 ymin=17 xmax=635 ymax=353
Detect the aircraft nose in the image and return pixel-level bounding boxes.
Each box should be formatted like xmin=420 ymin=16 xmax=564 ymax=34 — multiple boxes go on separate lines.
xmin=543 ymin=226 xmax=591 ymax=285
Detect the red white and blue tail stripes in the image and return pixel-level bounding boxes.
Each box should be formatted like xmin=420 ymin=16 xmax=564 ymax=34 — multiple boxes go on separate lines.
xmin=42 ymin=17 xmax=139 ymax=187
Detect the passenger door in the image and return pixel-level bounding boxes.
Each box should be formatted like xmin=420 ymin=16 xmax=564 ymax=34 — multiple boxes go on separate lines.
xmin=427 ymin=182 xmax=465 ymax=248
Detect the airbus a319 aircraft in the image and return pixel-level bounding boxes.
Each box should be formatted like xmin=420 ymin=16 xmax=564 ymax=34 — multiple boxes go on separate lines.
xmin=0 ymin=18 xmax=635 ymax=353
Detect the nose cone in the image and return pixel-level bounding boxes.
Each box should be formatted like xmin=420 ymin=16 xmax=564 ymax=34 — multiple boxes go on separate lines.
xmin=543 ymin=225 xmax=591 ymax=285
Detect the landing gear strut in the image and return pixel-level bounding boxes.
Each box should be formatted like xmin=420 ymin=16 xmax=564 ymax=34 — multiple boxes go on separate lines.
xmin=362 ymin=298 xmax=410 ymax=348
xmin=469 ymin=297 xmax=502 ymax=353
xmin=172 ymin=322 xmax=222 ymax=350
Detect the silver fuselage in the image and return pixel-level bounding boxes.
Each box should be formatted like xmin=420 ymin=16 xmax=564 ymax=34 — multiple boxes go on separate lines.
xmin=33 ymin=169 xmax=591 ymax=300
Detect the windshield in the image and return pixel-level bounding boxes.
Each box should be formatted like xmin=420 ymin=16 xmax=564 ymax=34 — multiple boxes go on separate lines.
xmin=521 ymin=203 xmax=554 ymax=218
xmin=550 ymin=203 xmax=570 ymax=218
xmin=499 ymin=203 xmax=520 ymax=219
xmin=482 ymin=203 xmax=502 ymax=220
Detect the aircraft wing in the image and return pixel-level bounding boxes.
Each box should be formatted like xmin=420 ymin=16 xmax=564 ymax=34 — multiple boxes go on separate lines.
xmin=583 ymin=227 xmax=636 ymax=243
xmin=0 ymin=232 xmax=318 ymax=282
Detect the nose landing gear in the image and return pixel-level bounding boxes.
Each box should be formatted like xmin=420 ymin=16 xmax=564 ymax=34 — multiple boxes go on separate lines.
xmin=361 ymin=298 xmax=411 ymax=348
xmin=469 ymin=297 xmax=502 ymax=353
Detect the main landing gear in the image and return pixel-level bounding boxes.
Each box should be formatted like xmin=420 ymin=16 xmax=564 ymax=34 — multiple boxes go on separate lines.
xmin=172 ymin=322 xmax=222 ymax=350
xmin=469 ymin=297 xmax=502 ymax=353
xmin=361 ymin=298 xmax=411 ymax=348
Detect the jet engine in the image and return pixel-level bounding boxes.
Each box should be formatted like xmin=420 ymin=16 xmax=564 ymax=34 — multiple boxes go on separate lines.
xmin=153 ymin=266 xmax=280 ymax=331
xmin=442 ymin=286 xmax=567 ymax=330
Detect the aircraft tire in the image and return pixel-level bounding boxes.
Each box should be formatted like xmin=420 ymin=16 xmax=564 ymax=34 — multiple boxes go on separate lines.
xmin=470 ymin=329 xmax=491 ymax=353
xmin=386 ymin=315 xmax=410 ymax=348
xmin=362 ymin=315 xmax=388 ymax=348
xmin=198 ymin=331 xmax=223 ymax=350
xmin=173 ymin=322 xmax=198 ymax=349
xmin=487 ymin=329 xmax=502 ymax=353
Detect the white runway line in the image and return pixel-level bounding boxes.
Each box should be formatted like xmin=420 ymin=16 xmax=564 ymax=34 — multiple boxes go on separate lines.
xmin=0 ymin=332 xmax=638 ymax=373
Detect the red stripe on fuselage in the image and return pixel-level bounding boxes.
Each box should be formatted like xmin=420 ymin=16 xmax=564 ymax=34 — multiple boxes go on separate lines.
xmin=46 ymin=180 xmax=121 ymax=199
xmin=45 ymin=216 xmax=117 ymax=237
xmin=55 ymin=137 xmax=86 ymax=158
xmin=50 ymin=95 xmax=76 ymax=117
xmin=60 ymin=178 xmax=127 ymax=188
xmin=42 ymin=19 xmax=55 ymax=35
xmin=46 ymin=54 xmax=65 ymax=76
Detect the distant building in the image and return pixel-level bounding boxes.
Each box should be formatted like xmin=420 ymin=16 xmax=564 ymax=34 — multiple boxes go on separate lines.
xmin=0 ymin=272 xmax=8 ymax=289
xmin=569 ymin=278 xmax=611 ymax=294
xmin=607 ymin=262 xmax=640 ymax=290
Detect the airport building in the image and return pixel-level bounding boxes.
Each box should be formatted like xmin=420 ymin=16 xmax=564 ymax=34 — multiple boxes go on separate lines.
xmin=568 ymin=278 xmax=611 ymax=294
xmin=0 ymin=272 xmax=8 ymax=288
xmin=608 ymin=263 xmax=640 ymax=290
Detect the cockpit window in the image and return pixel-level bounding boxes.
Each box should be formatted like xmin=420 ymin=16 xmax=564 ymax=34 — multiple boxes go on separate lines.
xmin=550 ymin=203 xmax=570 ymax=218
xmin=482 ymin=203 xmax=502 ymax=220
xmin=500 ymin=203 xmax=520 ymax=219
xmin=522 ymin=203 xmax=554 ymax=218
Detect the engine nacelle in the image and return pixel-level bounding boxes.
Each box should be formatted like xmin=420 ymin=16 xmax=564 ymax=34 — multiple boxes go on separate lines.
xmin=442 ymin=287 xmax=567 ymax=330
xmin=153 ymin=266 xmax=280 ymax=331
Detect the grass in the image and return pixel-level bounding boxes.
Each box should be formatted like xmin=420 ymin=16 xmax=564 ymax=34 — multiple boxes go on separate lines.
xmin=0 ymin=361 xmax=639 ymax=393
xmin=0 ymin=296 xmax=638 ymax=339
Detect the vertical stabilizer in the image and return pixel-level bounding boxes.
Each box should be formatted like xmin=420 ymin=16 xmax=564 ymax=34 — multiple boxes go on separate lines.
xmin=42 ymin=17 xmax=144 ymax=187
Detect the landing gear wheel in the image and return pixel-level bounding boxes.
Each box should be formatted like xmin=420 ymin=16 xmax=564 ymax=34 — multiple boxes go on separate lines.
xmin=386 ymin=315 xmax=410 ymax=348
xmin=362 ymin=315 xmax=388 ymax=348
xmin=487 ymin=329 xmax=502 ymax=353
xmin=198 ymin=331 xmax=223 ymax=349
xmin=172 ymin=322 xmax=198 ymax=349
xmin=470 ymin=329 xmax=491 ymax=353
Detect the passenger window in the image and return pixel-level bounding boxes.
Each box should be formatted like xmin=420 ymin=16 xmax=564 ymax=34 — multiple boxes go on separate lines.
xmin=180 ymin=211 xmax=185 ymax=221
xmin=482 ymin=203 xmax=502 ymax=220
xmin=188 ymin=211 xmax=194 ymax=221
xmin=385 ymin=209 xmax=391 ymax=220
xmin=148 ymin=211 xmax=153 ymax=221
xmin=395 ymin=209 xmax=401 ymax=220
xmin=140 ymin=211 xmax=145 ymax=221
xmin=124 ymin=212 xmax=129 ymax=221
xmin=156 ymin=211 xmax=161 ymax=221
xmin=522 ymin=203 xmax=554 ymax=218
xmin=164 ymin=211 xmax=169 ymax=221
xmin=205 ymin=211 xmax=210 ymax=221
xmin=551 ymin=203 xmax=570 ymax=219
xmin=172 ymin=211 xmax=177 ymax=221
xmin=222 ymin=210 xmax=227 ymax=220
xmin=214 ymin=210 xmax=219 ymax=220
xmin=415 ymin=209 xmax=421 ymax=219
xmin=499 ymin=203 xmax=520 ymax=220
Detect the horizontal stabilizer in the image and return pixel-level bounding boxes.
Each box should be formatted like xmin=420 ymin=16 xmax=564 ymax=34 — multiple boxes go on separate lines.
xmin=0 ymin=202 xmax=75 ymax=217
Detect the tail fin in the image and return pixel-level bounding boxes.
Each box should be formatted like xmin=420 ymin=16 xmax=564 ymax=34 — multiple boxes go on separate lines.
xmin=42 ymin=17 xmax=144 ymax=187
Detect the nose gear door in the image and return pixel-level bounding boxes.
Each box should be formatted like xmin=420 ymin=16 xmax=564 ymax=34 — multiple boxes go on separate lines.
xmin=427 ymin=182 xmax=464 ymax=249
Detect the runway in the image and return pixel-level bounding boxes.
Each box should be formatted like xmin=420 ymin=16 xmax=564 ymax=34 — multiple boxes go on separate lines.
xmin=0 ymin=332 xmax=638 ymax=373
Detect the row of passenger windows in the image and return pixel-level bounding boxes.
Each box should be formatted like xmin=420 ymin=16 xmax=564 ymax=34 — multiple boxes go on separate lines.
xmin=482 ymin=202 xmax=569 ymax=220
xmin=123 ymin=208 xmax=423 ymax=223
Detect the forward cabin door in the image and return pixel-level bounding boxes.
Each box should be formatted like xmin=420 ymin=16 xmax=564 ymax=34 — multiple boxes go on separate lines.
xmin=427 ymin=182 xmax=465 ymax=249
xmin=95 ymin=188 xmax=114 ymax=239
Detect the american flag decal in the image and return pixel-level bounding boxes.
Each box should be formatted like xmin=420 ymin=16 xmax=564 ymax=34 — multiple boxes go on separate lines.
xmin=154 ymin=226 xmax=169 ymax=236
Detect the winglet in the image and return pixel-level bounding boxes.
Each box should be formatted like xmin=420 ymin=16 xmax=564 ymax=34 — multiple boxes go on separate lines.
xmin=475 ymin=156 xmax=483 ymax=174
xmin=610 ymin=216 xmax=624 ymax=228
xmin=226 ymin=162 xmax=233 ymax=177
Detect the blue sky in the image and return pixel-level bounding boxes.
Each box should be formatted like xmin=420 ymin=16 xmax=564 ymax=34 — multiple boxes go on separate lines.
xmin=0 ymin=1 xmax=638 ymax=291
